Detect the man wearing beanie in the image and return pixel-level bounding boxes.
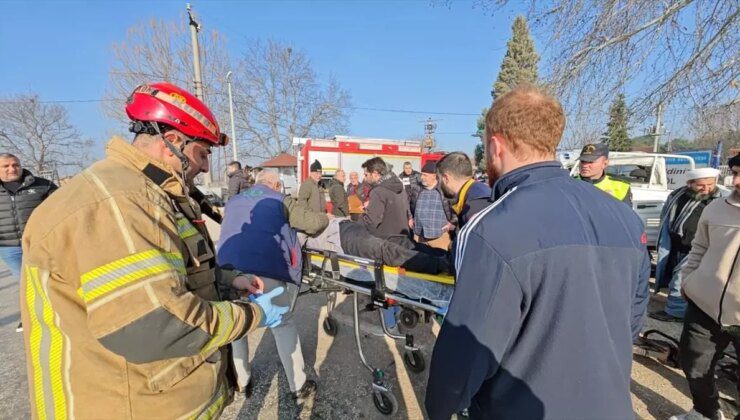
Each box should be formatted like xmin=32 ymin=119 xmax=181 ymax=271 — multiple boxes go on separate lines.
xmin=669 ymin=154 xmax=740 ymax=420
xmin=413 ymin=160 xmax=455 ymax=250
xmin=298 ymin=159 xmax=326 ymax=213
xmin=651 ymin=166 xmax=723 ymax=322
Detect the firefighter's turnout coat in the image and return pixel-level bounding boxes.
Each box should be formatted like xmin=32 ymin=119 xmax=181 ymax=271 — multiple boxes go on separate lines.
xmin=20 ymin=138 xmax=260 ymax=419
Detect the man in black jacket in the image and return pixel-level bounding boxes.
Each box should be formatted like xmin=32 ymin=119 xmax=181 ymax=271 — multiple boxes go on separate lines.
xmin=0 ymin=153 xmax=57 ymax=331
xmin=360 ymin=157 xmax=411 ymax=240
xmin=399 ymin=161 xmax=422 ymax=214
xmin=360 ymin=157 xmax=412 ymax=333
xmin=227 ymin=161 xmax=251 ymax=199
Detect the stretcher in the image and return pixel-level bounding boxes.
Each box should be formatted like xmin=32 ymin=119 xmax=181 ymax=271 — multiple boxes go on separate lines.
xmin=300 ymin=247 xmax=454 ymax=416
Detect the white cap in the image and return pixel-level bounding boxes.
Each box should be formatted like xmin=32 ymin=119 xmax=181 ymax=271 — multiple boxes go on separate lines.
xmin=686 ymin=167 xmax=720 ymax=181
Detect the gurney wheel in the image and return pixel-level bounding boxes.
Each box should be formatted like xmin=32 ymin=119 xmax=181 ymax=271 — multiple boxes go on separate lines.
xmin=400 ymin=309 xmax=419 ymax=329
xmin=403 ymin=350 xmax=426 ymax=373
xmin=373 ymin=389 xmax=398 ymax=416
xmin=323 ymin=317 xmax=339 ymax=336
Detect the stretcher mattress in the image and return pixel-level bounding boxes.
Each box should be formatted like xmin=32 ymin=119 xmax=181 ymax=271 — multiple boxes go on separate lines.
xmin=308 ymin=254 xmax=454 ymax=308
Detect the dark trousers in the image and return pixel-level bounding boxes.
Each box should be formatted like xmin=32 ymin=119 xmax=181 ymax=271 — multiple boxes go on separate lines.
xmin=679 ymin=301 xmax=740 ymax=417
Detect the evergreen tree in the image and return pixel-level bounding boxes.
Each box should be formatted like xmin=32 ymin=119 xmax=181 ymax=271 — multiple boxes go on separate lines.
xmin=475 ymin=109 xmax=487 ymax=172
xmin=493 ymin=16 xmax=540 ymax=99
xmin=603 ymin=93 xmax=631 ymax=151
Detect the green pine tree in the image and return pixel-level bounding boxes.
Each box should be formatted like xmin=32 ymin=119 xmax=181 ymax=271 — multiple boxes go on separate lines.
xmin=475 ymin=109 xmax=487 ymax=172
xmin=493 ymin=16 xmax=540 ymax=99
xmin=603 ymin=93 xmax=631 ymax=152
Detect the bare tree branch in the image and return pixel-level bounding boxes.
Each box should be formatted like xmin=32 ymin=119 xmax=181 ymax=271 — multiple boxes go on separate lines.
xmin=231 ymin=40 xmax=351 ymax=160
xmin=0 ymin=94 xmax=93 ymax=174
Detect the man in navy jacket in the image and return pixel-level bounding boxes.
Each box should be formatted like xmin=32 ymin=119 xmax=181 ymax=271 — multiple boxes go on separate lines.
xmin=425 ymin=84 xmax=649 ymax=419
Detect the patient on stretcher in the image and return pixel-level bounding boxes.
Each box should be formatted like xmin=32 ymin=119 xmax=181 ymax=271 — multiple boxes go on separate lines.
xmin=304 ymin=218 xmax=450 ymax=275
xmin=303 ymin=218 xmax=453 ymax=308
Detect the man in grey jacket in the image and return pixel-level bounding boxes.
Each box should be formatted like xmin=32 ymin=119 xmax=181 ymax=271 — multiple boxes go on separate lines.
xmin=670 ymin=154 xmax=740 ymax=420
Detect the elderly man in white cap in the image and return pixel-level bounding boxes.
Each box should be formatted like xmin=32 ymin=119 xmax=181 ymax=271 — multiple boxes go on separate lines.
xmin=650 ymin=167 xmax=722 ymax=322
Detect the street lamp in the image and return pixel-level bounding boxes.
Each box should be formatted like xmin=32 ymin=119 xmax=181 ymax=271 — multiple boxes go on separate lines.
xmin=226 ymin=71 xmax=238 ymax=162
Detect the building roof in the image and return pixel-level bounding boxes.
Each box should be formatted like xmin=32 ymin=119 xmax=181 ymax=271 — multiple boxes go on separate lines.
xmin=259 ymin=152 xmax=297 ymax=168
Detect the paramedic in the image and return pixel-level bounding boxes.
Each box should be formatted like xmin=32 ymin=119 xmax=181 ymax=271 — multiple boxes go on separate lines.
xmin=425 ymin=84 xmax=649 ymax=419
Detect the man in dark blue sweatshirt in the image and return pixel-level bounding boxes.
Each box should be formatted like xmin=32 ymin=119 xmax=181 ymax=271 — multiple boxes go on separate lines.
xmin=425 ymin=84 xmax=649 ymax=419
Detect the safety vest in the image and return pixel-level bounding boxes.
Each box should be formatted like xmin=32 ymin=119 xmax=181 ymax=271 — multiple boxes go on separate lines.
xmin=577 ymin=174 xmax=631 ymax=201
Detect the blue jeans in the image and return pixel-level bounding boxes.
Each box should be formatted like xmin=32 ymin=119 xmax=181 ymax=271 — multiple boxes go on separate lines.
xmin=666 ymin=252 xmax=689 ymax=318
xmin=0 ymin=246 xmax=23 ymax=281
xmin=383 ymin=306 xmax=399 ymax=328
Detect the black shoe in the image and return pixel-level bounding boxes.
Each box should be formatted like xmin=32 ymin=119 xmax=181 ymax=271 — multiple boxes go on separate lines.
xmin=649 ymin=310 xmax=683 ymax=323
xmin=291 ymin=379 xmax=317 ymax=400
xmin=236 ymin=380 xmax=253 ymax=398
xmin=15 ymin=322 xmax=23 ymax=333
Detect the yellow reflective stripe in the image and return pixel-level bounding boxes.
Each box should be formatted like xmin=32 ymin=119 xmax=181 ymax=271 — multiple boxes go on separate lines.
xmin=177 ymin=217 xmax=199 ymax=239
xmin=201 ymin=302 xmax=235 ymax=355
xmin=26 ymin=267 xmax=46 ymax=418
xmin=193 ymin=382 xmax=228 ymax=420
xmin=25 ymin=266 xmax=68 ymax=420
xmin=310 ymin=254 xmax=455 ymax=285
xmin=79 ymin=249 xmax=185 ymax=303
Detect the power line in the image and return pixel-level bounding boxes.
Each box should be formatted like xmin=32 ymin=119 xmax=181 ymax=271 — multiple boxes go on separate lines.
xmin=349 ymin=106 xmax=477 ymax=116
xmin=0 ymin=96 xmax=480 ymax=116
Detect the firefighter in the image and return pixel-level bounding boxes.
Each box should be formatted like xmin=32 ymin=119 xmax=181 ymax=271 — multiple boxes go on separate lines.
xmin=20 ymin=82 xmax=288 ymax=419
xmin=575 ymin=143 xmax=632 ymax=206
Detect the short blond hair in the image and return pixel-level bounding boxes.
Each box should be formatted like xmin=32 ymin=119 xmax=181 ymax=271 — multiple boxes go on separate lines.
xmin=485 ymin=83 xmax=565 ymax=159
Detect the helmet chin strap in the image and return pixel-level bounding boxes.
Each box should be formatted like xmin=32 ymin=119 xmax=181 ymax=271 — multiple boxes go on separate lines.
xmin=151 ymin=122 xmax=191 ymax=176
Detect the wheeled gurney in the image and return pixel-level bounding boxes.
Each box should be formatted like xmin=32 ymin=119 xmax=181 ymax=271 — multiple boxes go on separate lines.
xmin=299 ymin=247 xmax=454 ymax=415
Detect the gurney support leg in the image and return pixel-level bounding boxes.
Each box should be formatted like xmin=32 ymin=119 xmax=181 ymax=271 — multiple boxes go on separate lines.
xmin=353 ymin=292 xmax=398 ymax=415
xmin=377 ymin=309 xmax=426 ymax=373
xmin=323 ymin=291 xmax=339 ymax=336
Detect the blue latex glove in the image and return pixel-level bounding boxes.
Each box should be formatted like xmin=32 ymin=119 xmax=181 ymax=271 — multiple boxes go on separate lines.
xmin=249 ymin=287 xmax=289 ymax=328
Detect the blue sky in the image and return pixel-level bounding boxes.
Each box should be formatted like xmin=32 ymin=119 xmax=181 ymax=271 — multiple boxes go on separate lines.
xmin=1 ymin=0 xmax=528 ymax=160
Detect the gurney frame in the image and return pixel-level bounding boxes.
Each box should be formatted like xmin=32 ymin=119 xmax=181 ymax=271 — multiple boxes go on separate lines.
xmin=300 ymin=248 xmax=439 ymax=416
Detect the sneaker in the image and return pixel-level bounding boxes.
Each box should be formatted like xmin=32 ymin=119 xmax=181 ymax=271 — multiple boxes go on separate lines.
xmin=291 ymin=379 xmax=317 ymax=400
xmin=649 ymin=310 xmax=683 ymax=323
xmin=669 ymin=408 xmax=725 ymax=420
xmin=16 ymin=322 xmax=23 ymax=333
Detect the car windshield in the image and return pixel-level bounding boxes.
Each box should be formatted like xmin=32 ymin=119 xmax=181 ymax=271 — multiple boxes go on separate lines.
xmin=606 ymin=164 xmax=653 ymax=185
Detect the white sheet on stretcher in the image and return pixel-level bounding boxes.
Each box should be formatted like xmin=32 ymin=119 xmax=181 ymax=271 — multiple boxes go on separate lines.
xmin=308 ymin=254 xmax=454 ymax=309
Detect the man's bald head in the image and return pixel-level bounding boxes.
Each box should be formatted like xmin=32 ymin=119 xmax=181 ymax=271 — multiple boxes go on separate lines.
xmin=255 ymin=168 xmax=281 ymax=191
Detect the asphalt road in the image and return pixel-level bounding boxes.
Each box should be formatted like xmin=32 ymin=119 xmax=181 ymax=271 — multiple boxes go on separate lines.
xmin=1 ymin=246 xmax=737 ymax=419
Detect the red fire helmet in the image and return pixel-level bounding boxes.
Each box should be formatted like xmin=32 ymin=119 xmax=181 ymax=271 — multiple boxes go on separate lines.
xmin=125 ymin=82 xmax=228 ymax=146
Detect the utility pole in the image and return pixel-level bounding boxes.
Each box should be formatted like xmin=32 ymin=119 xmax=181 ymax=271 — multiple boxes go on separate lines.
xmin=187 ymin=3 xmax=212 ymax=186
xmin=421 ymin=117 xmax=439 ymax=152
xmin=226 ymin=71 xmax=238 ymax=162
xmin=652 ymin=103 xmax=663 ymax=153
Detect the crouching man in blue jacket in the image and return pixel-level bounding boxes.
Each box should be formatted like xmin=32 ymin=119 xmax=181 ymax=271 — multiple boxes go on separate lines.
xmin=425 ymin=84 xmax=650 ymax=419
